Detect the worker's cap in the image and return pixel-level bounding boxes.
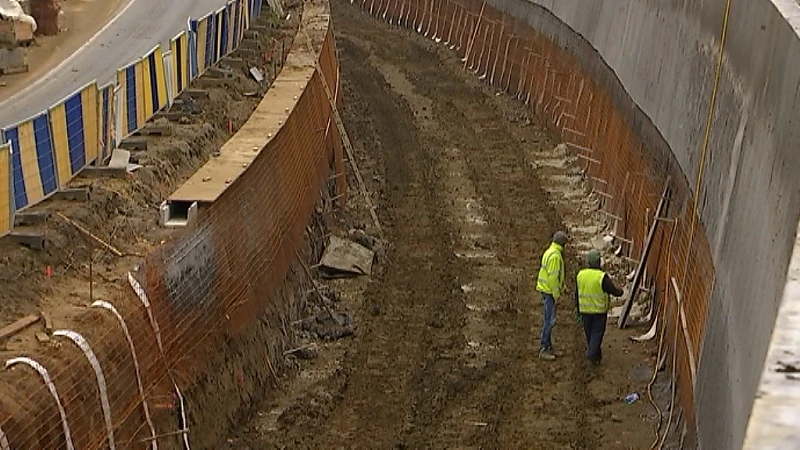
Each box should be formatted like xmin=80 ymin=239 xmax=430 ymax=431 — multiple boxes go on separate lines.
xmin=553 ymin=231 xmax=567 ymax=246
xmin=587 ymin=249 xmax=601 ymax=267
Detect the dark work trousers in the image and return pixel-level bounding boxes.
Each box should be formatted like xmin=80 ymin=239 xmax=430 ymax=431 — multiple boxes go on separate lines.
xmin=581 ymin=313 xmax=607 ymax=363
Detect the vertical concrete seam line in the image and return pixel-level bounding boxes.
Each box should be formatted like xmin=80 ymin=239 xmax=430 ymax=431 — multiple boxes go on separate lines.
xmin=679 ymin=0 xmax=732 ymax=294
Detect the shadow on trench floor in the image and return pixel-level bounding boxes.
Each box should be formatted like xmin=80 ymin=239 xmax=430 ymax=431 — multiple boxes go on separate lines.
xmin=222 ymin=1 xmax=671 ymax=448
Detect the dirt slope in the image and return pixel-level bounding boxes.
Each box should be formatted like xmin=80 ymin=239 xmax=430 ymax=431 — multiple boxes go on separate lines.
xmin=224 ymin=1 xmax=659 ymax=448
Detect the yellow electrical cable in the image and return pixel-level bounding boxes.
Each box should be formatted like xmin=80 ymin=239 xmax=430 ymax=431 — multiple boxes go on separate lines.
xmin=680 ymin=0 xmax=732 ymax=291
xmin=664 ymin=1 xmax=731 ymax=446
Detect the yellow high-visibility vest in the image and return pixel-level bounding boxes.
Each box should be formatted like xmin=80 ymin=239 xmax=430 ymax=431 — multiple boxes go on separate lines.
xmin=536 ymin=242 xmax=564 ymax=298
xmin=577 ymin=268 xmax=610 ymax=314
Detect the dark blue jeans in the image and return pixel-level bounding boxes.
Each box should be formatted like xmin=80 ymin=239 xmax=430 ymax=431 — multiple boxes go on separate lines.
xmin=582 ymin=313 xmax=607 ymax=363
xmin=540 ymin=293 xmax=556 ymax=351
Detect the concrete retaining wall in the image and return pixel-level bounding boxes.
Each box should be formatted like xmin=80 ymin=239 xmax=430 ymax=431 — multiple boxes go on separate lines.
xmin=486 ymin=0 xmax=800 ymax=448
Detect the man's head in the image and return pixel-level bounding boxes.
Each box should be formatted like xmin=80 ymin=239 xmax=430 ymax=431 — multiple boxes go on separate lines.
xmin=586 ymin=249 xmax=601 ymax=269
xmin=553 ymin=231 xmax=567 ymax=246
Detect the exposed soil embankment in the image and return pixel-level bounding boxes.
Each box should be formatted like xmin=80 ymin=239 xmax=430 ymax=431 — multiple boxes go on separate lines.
xmin=0 ymin=2 xmax=322 ymax=448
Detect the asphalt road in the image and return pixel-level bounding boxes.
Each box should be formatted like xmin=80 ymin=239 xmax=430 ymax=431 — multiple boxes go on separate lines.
xmin=0 ymin=0 xmax=231 ymax=128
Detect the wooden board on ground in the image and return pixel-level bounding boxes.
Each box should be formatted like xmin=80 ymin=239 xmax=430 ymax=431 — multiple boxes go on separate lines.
xmin=0 ymin=315 xmax=40 ymax=340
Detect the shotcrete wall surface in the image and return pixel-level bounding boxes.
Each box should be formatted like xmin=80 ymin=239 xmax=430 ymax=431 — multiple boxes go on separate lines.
xmin=484 ymin=0 xmax=800 ymax=448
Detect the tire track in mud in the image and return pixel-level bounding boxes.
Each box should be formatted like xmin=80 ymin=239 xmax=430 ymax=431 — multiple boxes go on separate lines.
xmin=322 ymin=2 xmax=596 ymax=448
xmin=227 ymin=2 xmax=601 ymax=447
xmin=311 ymin=33 xmax=469 ymax=447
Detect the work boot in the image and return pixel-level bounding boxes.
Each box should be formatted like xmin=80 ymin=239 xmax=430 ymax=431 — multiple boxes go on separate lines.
xmin=539 ymin=349 xmax=556 ymax=360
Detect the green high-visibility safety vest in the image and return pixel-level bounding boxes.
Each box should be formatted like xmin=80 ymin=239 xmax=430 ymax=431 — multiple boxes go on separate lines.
xmin=577 ymin=268 xmax=610 ymax=314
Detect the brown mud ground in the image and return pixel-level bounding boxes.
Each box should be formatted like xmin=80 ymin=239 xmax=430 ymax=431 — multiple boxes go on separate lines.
xmin=224 ymin=1 xmax=661 ymax=449
xmin=0 ymin=2 xmax=301 ymax=369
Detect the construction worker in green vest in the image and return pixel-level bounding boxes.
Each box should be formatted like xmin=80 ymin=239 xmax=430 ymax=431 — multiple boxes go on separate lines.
xmin=576 ymin=249 xmax=624 ymax=365
xmin=536 ymin=231 xmax=567 ymax=360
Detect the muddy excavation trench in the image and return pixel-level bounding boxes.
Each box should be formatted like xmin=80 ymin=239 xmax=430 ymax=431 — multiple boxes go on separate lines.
xmin=220 ymin=1 xmax=664 ymax=449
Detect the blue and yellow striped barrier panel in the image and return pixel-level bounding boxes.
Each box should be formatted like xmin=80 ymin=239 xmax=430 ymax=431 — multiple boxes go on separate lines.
xmin=171 ymin=32 xmax=191 ymax=96
xmin=232 ymin=0 xmax=243 ymax=48
xmin=219 ymin=6 xmax=230 ymax=57
xmin=2 ymin=114 xmax=58 ymax=210
xmin=195 ymin=14 xmax=213 ymax=74
xmin=240 ymin=0 xmax=250 ymax=35
xmin=0 ymin=143 xmax=12 ymax=236
xmin=206 ymin=12 xmax=218 ymax=68
xmin=49 ymin=83 xmax=99 ymax=185
xmin=142 ymin=46 xmax=168 ymax=120
xmin=116 ymin=48 xmax=167 ymax=138
xmin=187 ymin=22 xmax=200 ymax=80
xmin=249 ymin=0 xmax=264 ymax=19
xmin=226 ymin=1 xmax=237 ymax=52
xmin=117 ymin=60 xmax=141 ymax=136
xmin=214 ymin=8 xmax=224 ymax=64
xmin=98 ymin=83 xmax=115 ymax=163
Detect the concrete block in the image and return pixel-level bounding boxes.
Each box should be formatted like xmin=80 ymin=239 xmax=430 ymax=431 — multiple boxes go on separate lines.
xmin=220 ymin=56 xmax=250 ymax=71
xmin=0 ymin=48 xmax=26 ymax=71
xmin=182 ymin=89 xmax=209 ymax=99
xmin=206 ymin=67 xmax=235 ymax=79
xmin=239 ymin=39 xmax=262 ymax=51
xmin=14 ymin=211 xmax=49 ymax=226
xmin=135 ymin=124 xmax=172 ymax=136
xmin=237 ymin=48 xmax=263 ymax=61
xmin=9 ymin=230 xmax=45 ymax=250
xmin=80 ymin=166 xmax=129 ymax=179
xmin=108 ymin=149 xmax=131 ymax=169
xmin=194 ymin=78 xmax=232 ymax=89
xmin=249 ymin=24 xmax=269 ymax=34
xmin=52 ymin=188 xmax=90 ymax=202
xmin=119 ymin=136 xmax=149 ymax=150
xmin=154 ymin=111 xmax=190 ymax=122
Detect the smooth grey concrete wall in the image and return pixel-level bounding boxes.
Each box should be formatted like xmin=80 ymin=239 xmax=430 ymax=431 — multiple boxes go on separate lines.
xmin=486 ymin=0 xmax=800 ymax=448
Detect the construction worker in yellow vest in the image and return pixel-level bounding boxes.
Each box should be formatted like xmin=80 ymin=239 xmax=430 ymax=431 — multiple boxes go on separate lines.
xmin=536 ymin=231 xmax=567 ymax=360
xmin=576 ymin=249 xmax=624 ymax=365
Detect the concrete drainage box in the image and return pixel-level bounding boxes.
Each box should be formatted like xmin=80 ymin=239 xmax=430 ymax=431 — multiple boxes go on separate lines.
xmin=160 ymin=200 xmax=198 ymax=227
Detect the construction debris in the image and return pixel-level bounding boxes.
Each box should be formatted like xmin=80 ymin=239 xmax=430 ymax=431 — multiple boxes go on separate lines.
xmin=0 ymin=314 xmax=40 ymax=340
xmin=319 ymin=235 xmax=374 ymax=277
xmin=631 ymin=318 xmax=658 ymax=342
xmin=298 ymin=310 xmax=354 ymax=341
xmin=618 ymin=178 xmax=670 ymax=328
xmin=108 ymin=148 xmax=142 ymax=173
xmin=249 ymin=66 xmax=265 ymax=82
